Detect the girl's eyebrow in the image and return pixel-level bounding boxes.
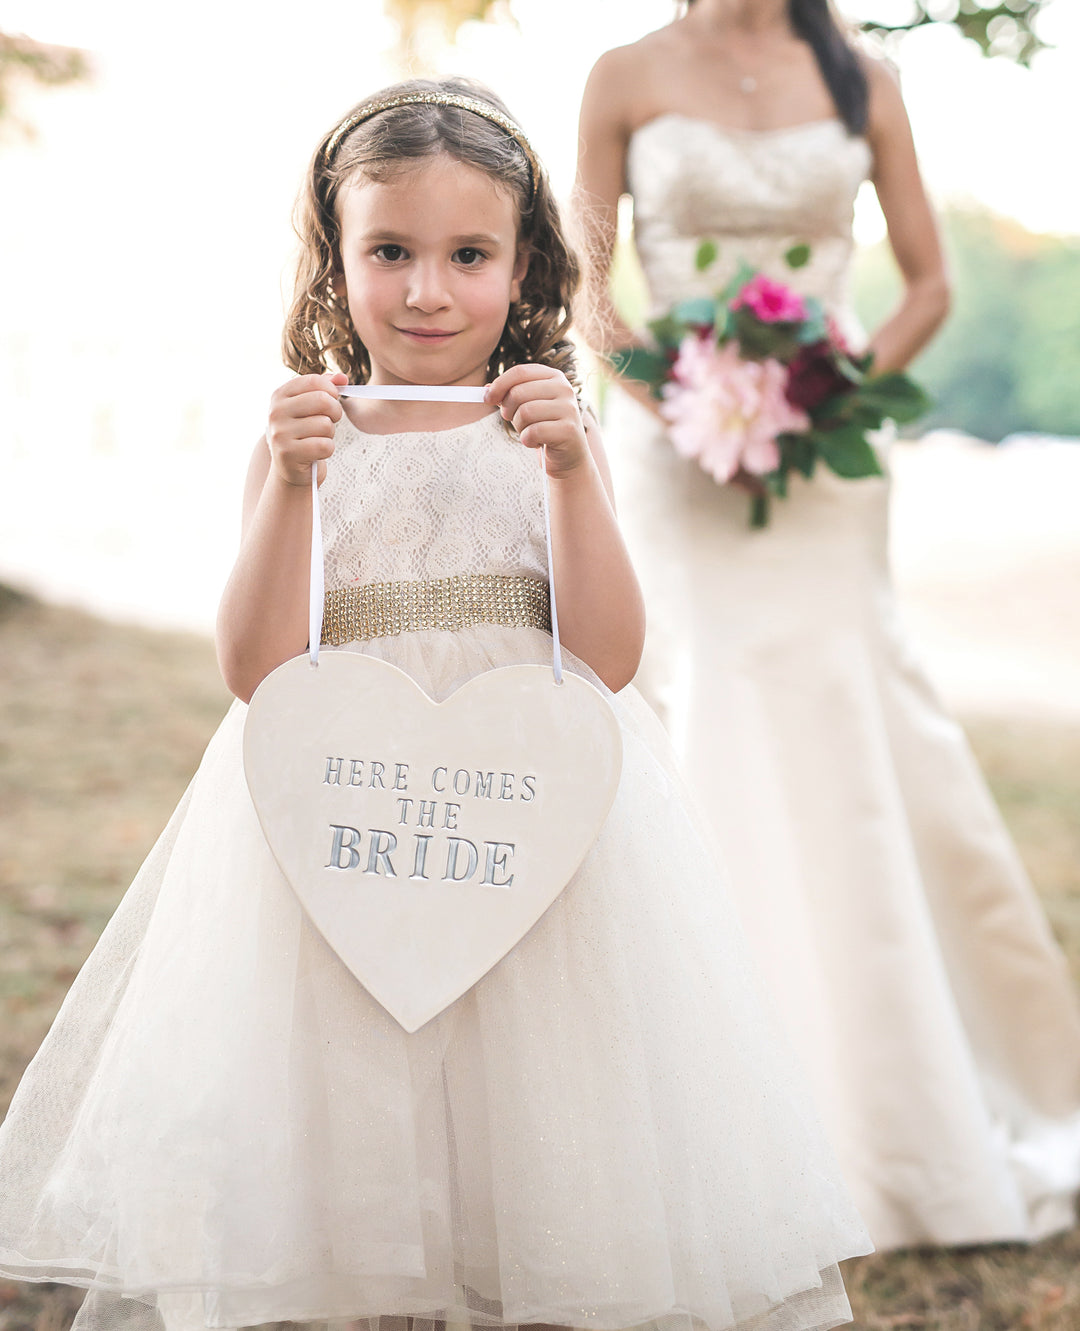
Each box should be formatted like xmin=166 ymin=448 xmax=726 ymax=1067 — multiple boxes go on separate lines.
xmin=359 ymin=229 xmax=504 ymax=248
xmin=451 ymin=232 xmax=502 ymax=247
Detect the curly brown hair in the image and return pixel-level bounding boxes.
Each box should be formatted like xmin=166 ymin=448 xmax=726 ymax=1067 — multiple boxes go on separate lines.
xmin=282 ymin=77 xmax=580 ymax=388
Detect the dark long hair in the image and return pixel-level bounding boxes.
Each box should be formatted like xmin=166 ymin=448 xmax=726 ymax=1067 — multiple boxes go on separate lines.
xmin=688 ymin=0 xmax=869 ymax=136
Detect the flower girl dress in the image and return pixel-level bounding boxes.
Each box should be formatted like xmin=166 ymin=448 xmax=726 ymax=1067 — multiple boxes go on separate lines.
xmin=0 ymin=409 xmax=871 ymax=1331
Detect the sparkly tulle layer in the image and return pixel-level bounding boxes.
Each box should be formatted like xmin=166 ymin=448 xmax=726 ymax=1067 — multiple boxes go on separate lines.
xmin=0 ymin=627 xmax=869 ymax=1331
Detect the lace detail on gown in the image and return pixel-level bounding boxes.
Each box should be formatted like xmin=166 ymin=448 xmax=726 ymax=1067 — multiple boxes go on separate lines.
xmin=628 ymin=115 xmax=871 ymax=335
xmin=321 ymin=412 xmax=548 ymax=589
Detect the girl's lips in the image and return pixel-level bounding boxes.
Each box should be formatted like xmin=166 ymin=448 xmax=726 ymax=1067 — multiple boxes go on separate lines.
xmin=397 ymin=327 xmax=459 ymax=342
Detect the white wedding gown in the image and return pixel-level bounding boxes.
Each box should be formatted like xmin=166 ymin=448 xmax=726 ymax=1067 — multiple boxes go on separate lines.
xmin=606 ymin=113 xmax=1080 ymax=1251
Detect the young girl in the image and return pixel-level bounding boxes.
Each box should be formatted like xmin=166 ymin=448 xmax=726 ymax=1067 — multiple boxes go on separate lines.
xmin=0 ymin=77 xmax=870 ymax=1331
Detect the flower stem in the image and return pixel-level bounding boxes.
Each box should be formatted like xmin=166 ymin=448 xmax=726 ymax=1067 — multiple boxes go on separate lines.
xmin=750 ymin=493 xmax=770 ymax=528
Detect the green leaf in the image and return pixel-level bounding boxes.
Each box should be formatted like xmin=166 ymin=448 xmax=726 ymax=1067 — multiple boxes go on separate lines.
xmin=718 ymin=260 xmax=758 ymax=306
xmin=859 ymin=372 xmax=932 ymax=424
xmin=815 ymin=426 xmax=885 ymax=479
xmin=695 ymin=238 xmax=719 ymax=272
xmin=785 ymin=242 xmax=811 ymax=269
xmin=795 ymin=313 xmax=828 ymax=344
xmin=813 ymin=395 xmax=883 ymax=430
xmin=780 ymin=431 xmax=817 ymax=478
xmin=671 ymin=296 xmax=717 ymax=327
xmin=749 ymin=493 xmax=771 ymax=528
xmin=646 ymin=313 xmax=684 ymax=350
xmin=733 ymin=309 xmax=801 ymax=361
xmin=607 ymin=347 xmax=670 ymax=394
xmin=833 ymin=349 xmax=868 ymax=387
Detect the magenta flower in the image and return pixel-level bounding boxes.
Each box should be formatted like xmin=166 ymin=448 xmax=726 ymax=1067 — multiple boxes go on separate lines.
xmin=731 ymin=273 xmax=807 ymax=324
xmin=659 ymin=336 xmax=810 ymax=484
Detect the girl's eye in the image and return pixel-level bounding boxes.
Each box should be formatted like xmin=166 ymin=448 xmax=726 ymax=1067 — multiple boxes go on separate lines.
xmin=374 ymin=244 xmax=406 ymax=262
xmin=454 ymin=247 xmax=486 ymax=267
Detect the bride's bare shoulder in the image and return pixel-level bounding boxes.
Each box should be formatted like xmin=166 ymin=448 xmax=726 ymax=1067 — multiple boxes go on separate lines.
xmin=586 ymin=26 xmax=680 ymax=110
xmin=857 ymin=49 xmax=913 ymax=140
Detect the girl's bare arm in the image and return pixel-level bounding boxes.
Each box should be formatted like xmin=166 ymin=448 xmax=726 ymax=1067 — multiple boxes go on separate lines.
xmin=216 ymin=373 xmax=345 ymax=702
xmin=487 ymin=365 xmax=645 ymax=693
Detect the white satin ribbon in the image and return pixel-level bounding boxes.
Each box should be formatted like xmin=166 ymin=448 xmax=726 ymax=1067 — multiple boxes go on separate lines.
xmin=539 ymin=450 xmax=563 ymax=684
xmin=308 ymin=461 xmax=325 ymax=666
xmin=339 ymin=385 xmax=488 ymax=402
xmin=308 ymin=384 xmax=564 ymax=683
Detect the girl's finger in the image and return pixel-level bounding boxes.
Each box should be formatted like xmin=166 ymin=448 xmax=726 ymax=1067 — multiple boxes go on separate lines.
xmin=499 ymin=380 xmax=572 ymax=421
xmin=279 ymin=373 xmax=333 ymax=398
xmin=510 ymin=398 xmax=570 ymax=431
xmin=276 ymin=391 xmax=342 ymax=422
xmin=270 ymin=416 xmax=337 ymax=447
xmin=296 ymin=436 xmax=336 ymax=457
xmin=517 ymin=420 xmax=576 ymax=451
xmin=487 ymin=362 xmax=562 ymax=402
xmin=305 ymin=415 xmax=339 ymax=439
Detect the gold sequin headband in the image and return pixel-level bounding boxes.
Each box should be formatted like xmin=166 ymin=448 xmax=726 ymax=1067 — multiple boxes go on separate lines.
xmin=324 ymin=92 xmax=539 ymax=203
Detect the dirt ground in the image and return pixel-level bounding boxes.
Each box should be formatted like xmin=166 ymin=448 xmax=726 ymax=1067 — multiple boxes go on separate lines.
xmin=1 ymin=586 xmax=1080 ymax=1331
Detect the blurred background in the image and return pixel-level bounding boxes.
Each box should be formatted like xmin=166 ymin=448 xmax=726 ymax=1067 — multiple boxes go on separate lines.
xmin=0 ymin=0 xmax=1077 ymax=720
xmin=1 ymin=3 xmax=1078 ymax=1327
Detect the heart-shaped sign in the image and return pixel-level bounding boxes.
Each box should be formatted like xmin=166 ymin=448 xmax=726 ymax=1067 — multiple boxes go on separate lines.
xmin=243 ymin=651 xmax=622 ymax=1032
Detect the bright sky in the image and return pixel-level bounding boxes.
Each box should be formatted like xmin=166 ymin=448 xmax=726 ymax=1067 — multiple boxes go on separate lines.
xmin=0 ymin=0 xmax=1077 ymax=635
xmin=4 ymin=0 xmax=1080 ymax=235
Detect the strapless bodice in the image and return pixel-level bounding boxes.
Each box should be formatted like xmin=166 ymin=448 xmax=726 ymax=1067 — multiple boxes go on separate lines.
xmin=627 ymin=114 xmax=871 ymax=327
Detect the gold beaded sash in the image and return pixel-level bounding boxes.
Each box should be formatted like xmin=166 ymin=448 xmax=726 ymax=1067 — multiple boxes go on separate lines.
xmin=321 ymin=573 xmax=551 ymax=646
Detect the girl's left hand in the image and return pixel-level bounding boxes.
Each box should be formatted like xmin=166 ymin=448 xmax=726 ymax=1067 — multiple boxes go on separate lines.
xmin=486 ymin=365 xmax=590 ymax=479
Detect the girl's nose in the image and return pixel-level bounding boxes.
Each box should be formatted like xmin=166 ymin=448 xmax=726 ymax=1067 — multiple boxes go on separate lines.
xmin=405 ymin=262 xmax=451 ymax=312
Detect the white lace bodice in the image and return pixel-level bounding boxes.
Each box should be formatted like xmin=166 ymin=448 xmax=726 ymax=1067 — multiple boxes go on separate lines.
xmin=319 ymin=410 xmax=548 ymax=589
xmin=628 ymin=115 xmax=872 ymax=327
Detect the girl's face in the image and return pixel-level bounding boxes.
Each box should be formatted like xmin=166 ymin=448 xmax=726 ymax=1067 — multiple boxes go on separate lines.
xmin=336 ymin=155 xmax=529 ymax=387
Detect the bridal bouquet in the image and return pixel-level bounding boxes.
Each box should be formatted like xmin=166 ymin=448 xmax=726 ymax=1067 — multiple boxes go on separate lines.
xmin=610 ymin=242 xmax=929 ymax=526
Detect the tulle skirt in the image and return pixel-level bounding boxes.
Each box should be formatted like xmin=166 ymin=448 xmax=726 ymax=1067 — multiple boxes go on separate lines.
xmin=0 ymin=626 xmax=870 ymax=1331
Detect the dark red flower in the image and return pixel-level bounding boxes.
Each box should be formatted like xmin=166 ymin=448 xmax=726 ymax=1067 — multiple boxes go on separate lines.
xmin=784 ymin=340 xmax=853 ymax=412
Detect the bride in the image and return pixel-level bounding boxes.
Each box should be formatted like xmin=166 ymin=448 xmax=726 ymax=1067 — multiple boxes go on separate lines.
xmin=575 ymin=0 xmax=1080 ymax=1251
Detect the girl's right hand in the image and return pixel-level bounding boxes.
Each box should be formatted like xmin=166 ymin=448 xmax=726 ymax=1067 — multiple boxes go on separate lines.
xmin=267 ymin=372 xmax=347 ymax=487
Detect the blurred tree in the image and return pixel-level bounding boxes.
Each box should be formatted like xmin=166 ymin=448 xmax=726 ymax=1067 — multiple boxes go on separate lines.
xmin=861 ymin=0 xmax=1049 ymax=66
xmin=856 ymin=207 xmax=1080 ymax=441
xmin=384 ymin=0 xmax=1051 ymax=64
xmin=389 ymin=0 xmax=502 ymax=35
xmin=384 ymin=0 xmax=509 ymax=68
xmin=0 ymin=31 xmax=88 ymax=604
xmin=0 ymin=30 xmax=87 ymax=132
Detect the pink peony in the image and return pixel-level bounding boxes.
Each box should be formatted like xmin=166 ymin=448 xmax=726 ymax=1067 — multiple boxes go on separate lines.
xmin=660 ymin=335 xmax=810 ymax=483
xmin=731 ymin=273 xmax=807 ymax=324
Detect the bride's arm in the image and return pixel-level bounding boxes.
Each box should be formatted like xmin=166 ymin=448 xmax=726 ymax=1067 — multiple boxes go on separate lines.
xmin=864 ymin=58 xmax=951 ymax=373
xmin=574 ymin=49 xmax=664 ymax=419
